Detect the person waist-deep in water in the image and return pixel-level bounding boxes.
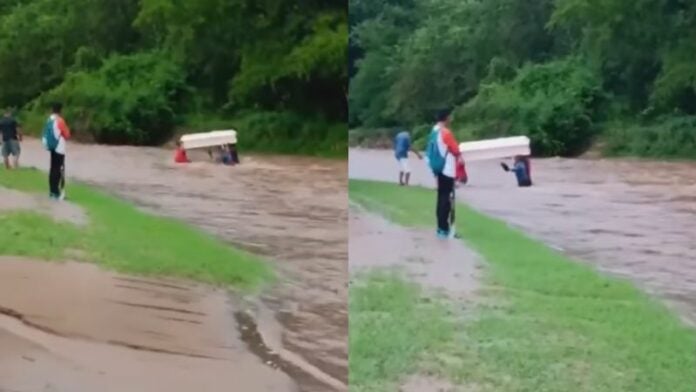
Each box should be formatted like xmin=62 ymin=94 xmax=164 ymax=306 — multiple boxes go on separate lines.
xmin=220 ymin=144 xmax=239 ymax=165
xmin=174 ymin=140 xmax=190 ymax=163
xmin=426 ymin=109 xmax=463 ymax=238
xmin=0 ymin=109 xmax=22 ymax=169
xmin=205 ymin=144 xmax=240 ymax=165
xmin=501 ymin=155 xmax=532 ymax=187
xmin=393 ymin=129 xmax=422 ymax=185
xmin=42 ymin=103 xmax=71 ymax=200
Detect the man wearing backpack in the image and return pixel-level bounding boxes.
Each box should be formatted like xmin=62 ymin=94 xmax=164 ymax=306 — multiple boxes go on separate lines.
xmin=426 ymin=109 xmax=462 ymax=238
xmin=43 ymin=103 xmax=71 ymax=200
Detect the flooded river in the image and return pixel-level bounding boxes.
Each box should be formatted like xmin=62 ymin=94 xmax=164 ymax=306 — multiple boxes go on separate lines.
xmin=19 ymin=140 xmax=348 ymax=391
xmin=350 ymin=148 xmax=696 ymax=326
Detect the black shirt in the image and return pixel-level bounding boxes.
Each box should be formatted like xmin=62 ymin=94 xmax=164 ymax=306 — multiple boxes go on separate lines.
xmin=0 ymin=117 xmax=19 ymax=142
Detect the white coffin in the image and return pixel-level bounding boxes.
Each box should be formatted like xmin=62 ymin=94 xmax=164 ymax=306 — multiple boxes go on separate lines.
xmin=459 ymin=136 xmax=530 ymax=161
xmin=180 ymin=130 xmax=237 ymax=150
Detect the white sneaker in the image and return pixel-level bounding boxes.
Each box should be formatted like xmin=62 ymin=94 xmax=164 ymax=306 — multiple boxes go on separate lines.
xmin=59 ymin=191 xmax=66 ymax=201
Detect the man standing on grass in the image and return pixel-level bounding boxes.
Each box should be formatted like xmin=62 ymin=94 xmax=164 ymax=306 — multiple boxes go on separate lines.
xmin=426 ymin=109 xmax=462 ymax=239
xmin=42 ymin=103 xmax=71 ymax=200
xmin=393 ymin=128 xmax=422 ymax=186
xmin=0 ymin=110 xmax=22 ymax=169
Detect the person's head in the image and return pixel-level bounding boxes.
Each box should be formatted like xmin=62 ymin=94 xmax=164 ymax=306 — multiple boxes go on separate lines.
xmin=514 ymin=155 xmax=530 ymax=164
xmin=51 ymin=102 xmax=63 ymax=115
xmin=175 ymin=140 xmax=182 ymax=148
xmin=436 ymin=109 xmax=452 ymax=125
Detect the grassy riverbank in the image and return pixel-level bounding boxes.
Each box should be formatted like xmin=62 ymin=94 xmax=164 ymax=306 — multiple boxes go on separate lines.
xmin=349 ymin=179 xmax=696 ymax=391
xmin=0 ymin=168 xmax=272 ymax=290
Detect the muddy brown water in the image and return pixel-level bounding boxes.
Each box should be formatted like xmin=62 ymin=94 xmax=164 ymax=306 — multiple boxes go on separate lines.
xmin=15 ymin=139 xmax=347 ymax=391
xmin=0 ymin=257 xmax=298 ymax=392
xmin=350 ymin=148 xmax=696 ymax=326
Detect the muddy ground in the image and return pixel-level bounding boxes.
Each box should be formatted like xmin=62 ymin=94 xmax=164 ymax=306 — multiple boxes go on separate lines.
xmin=349 ymin=206 xmax=480 ymax=301
xmin=349 ymin=207 xmax=481 ymax=392
xmin=3 ymin=140 xmax=348 ymax=391
xmin=349 ymin=148 xmax=696 ymax=326
xmin=0 ymin=257 xmax=298 ymax=392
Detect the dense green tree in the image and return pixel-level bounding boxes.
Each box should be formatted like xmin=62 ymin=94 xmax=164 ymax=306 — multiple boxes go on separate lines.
xmin=350 ymin=0 xmax=696 ymax=158
xmin=0 ymin=0 xmax=346 ymax=155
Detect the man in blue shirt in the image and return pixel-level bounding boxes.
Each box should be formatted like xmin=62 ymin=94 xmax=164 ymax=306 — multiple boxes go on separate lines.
xmin=501 ymin=156 xmax=532 ymax=187
xmin=0 ymin=110 xmax=22 ymax=169
xmin=393 ymin=129 xmax=422 ymax=186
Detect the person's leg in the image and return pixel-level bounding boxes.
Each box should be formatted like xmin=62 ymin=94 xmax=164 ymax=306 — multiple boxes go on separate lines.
xmin=402 ymin=159 xmax=411 ymax=186
xmin=49 ymin=150 xmax=60 ymax=197
xmin=2 ymin=143 xmax=9 ymax=169
xmin=436 ymin=174 xmax=452 ymax=234
xmin=11 ymin=140 xmax=20 ymax=168
xmin=397 ymin=158 xmax=403 ymax=185
xmin=58 ymin=155 xmax=66 ymax=199
xmin=442 ymin=175 xmax=454 ymax=233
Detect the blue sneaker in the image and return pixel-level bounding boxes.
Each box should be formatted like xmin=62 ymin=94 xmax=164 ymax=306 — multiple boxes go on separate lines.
xmin=436 ymin=229 xmax=448 ymax=239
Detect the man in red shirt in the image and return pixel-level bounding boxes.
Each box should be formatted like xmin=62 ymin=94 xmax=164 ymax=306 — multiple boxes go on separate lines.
xmin=174 ymin=140 xmax=190 ymax=163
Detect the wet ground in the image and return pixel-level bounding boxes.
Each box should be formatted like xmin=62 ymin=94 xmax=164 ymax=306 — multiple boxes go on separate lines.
xmin=349 ymin=206 xmax=481 ymax=301
xmin=15 ymin=140 xmax=348 ymax=391
xmin=349 ymin=207 xmax=481 ymax=391
xmin=0 ymin=257 xmax=297 ymax=392
xmin=349 ymin=148 xmax=696 ymax=326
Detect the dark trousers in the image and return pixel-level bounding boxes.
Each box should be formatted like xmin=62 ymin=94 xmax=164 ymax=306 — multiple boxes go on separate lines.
xmin=49 ymin=150 xmax=65 ymax=196
xmin=436 ymin=174 xmax=455 ymax=232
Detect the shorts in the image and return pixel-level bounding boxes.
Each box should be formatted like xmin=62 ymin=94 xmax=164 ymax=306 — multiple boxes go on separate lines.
xmin=1 ymin=139 xmax=20 ymax=158
xmin=397 ymin=157 xmax=410 ymax=173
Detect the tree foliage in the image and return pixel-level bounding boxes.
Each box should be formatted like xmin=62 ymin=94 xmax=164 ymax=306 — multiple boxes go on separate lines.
xmin=350 ymin=0 xmax=696 ymax=157
xmin=0 ymin=0 xmax=346 ymax=152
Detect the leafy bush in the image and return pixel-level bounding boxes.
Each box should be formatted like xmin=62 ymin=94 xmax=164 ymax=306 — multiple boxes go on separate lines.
xmin=456 ymin=58 xmax=605 ymax=156
xmin=34 ymin=52 xmax=188 ymax=145
xmin=604 ymin=116 xmax=696 ymax=159
xmin=184 ymin=111 xmax=347 ymax=157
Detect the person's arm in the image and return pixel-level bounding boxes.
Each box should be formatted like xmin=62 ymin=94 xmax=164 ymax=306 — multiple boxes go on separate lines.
xmin=57 ymin=117 xmax=71 ymax=139
xmin=16 ymin=123 xmax=22 ymax=141
xmin=442 ymin=128 xmax=460 ymax=158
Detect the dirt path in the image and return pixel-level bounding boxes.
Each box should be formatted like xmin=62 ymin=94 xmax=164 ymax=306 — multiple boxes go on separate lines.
xmin=349 ymin=148 xmax=696 ymax=326
xmin=349 ymin=207 xmax=481 ymax=391
xmin=0 ymin=186 xmax=87 ymax=226
xmin=0 ymin=257 xmax=297 ymax=392
xmin=13 ymin=139 xmax=347 ymax=391
xmin=349 ymin=207 xmax=480 ymax=300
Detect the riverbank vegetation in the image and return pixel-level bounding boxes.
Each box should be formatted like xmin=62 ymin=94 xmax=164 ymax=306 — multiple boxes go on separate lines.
xmin=0 ymin=0 xmax=346 ymax=156
xmin=349 ymin=0 xmax=696 ymax=158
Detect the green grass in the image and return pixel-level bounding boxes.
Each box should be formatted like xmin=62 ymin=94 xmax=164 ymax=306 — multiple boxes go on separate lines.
xmin=349 ymin=179 xmax=696 ymax=391
xmin=0 ymin=168 xmax=272 ymax=290
xmin=0 ymin=211 xmax=83 ymax=259
xmin=349 ymin=271 xmax=455 ymax=392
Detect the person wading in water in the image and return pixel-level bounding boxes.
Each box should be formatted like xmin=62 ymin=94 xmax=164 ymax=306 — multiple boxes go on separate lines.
xmin=501 ymin=155 xmax=532 ymax=187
